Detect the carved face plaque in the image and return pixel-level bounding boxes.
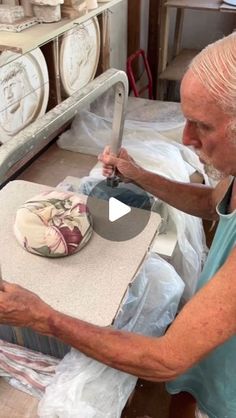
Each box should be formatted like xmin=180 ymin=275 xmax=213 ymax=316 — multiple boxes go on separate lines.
xmin=60 ymin=17 xmax=100 ymax=96
xmin=0 ymin=48 xmax=49 ymax=142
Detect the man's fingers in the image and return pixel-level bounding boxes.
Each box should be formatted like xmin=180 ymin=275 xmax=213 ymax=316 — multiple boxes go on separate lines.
xmin=0 ymin=280 xmax=14 ymax=292
xmin=103 ymin=168 xmax=113 ymax=177
xmin=99 ymin=153 xmax=119 ymax=166
xmin=0 ymin=281 xmax=22 ymax=294
xmin=98 ymin=146 xmax=130 ymax=165
xmin=98 ymin=147 xmax=134 ymax=181
xmin=104 ymin=145 xmax=111 ymax=155
xmin=119 ymin=148 xmax=129 ymax=159
xmin=98 ymin=145 xmax=112 ymax=161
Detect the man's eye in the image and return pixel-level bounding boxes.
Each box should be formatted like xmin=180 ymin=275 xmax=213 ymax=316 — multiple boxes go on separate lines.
xmin=197 ymin=123 xmax=211 ymax=131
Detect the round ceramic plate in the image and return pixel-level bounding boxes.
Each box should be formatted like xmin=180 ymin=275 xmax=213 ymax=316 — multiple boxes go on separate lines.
xmin=223 ymin=0 xmax=236 ymax=5
xmin=0 ymin=48 xmax=49 ymax=142
xmin=60 ymin=17 xmax=100 ymax=96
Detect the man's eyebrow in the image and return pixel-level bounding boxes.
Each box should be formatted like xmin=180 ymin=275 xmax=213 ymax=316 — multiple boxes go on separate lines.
xmin=186 ymin=117 xmax=212 ymax=127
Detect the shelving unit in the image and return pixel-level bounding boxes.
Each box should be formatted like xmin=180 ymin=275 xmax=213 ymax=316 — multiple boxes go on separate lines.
xmin=0 ymin=0 xmax=123 ymax=53
xmin=164 ymin=0 xmax=221 ymax=10
xmin=158 ymin=0 xmax=236 ymax=98
xmin=0 ymin=0 xmax=126 ymax=180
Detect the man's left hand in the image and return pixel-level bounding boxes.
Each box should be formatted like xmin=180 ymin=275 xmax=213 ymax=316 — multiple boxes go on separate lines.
xmin=0 ymin=281 xmax=52 ymax=334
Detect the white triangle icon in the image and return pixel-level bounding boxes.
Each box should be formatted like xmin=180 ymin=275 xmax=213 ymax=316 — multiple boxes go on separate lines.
xmin=109 ymin=197 xmax=131 ymax=222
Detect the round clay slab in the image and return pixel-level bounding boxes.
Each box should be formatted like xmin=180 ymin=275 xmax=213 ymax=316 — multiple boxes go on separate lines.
xmin=60 ymin=17 xmax=100 ymax=96
xmin=0 ymin=48 xmax=49 ymax=142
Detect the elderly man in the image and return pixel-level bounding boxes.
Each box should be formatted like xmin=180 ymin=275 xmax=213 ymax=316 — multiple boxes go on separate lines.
xmin=0 ymin=33 xmax=235 ymax=418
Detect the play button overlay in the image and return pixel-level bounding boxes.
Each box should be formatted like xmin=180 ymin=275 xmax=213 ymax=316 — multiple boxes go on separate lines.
xmin=109 ymin=198 xmax=131 ymax=222
xmin=86 ymin=180 xmax=153 ymax=241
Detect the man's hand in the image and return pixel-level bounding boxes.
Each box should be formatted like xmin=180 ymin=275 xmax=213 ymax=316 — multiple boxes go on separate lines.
xmin=0 ymin=281 xmax=52 ymax=334
xmin=98 ymin=146 xmax=143 ymax=183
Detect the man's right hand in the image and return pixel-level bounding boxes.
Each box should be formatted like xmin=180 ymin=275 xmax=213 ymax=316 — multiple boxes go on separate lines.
xmin=98 ymin=146 xmax=143 ymax=183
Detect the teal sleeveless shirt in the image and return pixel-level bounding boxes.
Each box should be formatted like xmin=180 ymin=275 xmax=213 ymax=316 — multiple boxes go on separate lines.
xmin=167 ymin=179 xmax=236 ymax=418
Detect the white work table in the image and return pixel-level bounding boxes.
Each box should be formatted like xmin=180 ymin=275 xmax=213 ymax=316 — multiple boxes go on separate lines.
xmin=0 ymin=180 xmax=161 ymax=327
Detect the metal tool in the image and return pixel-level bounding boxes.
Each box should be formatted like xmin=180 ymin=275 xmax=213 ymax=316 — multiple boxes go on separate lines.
xmin=106 ymin=174 xmax=120 ymax=188
xmin=0 ymin=68 xmax=128 ymax=188
xmin=106 ymin=80 xmax=128 ymax=188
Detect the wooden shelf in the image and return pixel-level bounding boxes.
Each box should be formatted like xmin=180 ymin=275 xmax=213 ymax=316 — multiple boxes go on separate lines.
xmin=165 ymin=0 xmax=221 ymax=10
xmin=0 ymin=0 xmax=123 ymax=54
xmin=159 ymin=49 xmax=199 ymax=81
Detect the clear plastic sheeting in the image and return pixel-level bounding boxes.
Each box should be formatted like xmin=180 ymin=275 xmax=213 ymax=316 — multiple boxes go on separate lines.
xmin=57 ymin=109 xmax=208 ymax=303
xmin=57 ymin=109 xmax=187 ymax=158
xmin=77 ymin=177 xmax=168 ymax=234
xmin=57 ymin=109 xmax=209 ymax=184
xmin=114 ymin=254 xmax=185 ymax=336
xmin=38 ymin=254 xmax=184 ymax=418
xmin=90 ymin=88 xmax=185 ymax=126
xmin=62 ymin=175 xmax=207 ymax=304
xmin=38 ymin=353 xmax=137 ymax=418
xmin=80 ymin=176 xmax=154 ymax=207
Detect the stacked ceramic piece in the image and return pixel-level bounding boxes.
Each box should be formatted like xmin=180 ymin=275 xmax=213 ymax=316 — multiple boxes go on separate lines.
xmin=86 ymin=0 xmax=97 ymax=9
xmin=20 ymin=0 xmax=34 ymax=16
xmin=0 ymin=4 xmax=24 ymax=22
xmin=61 ymin=0 xmax=87 ymax=19
xmin=31 ymin=0 xmax=64 ymax=22
xmin=2 ymin=0 xmax=20 ymax=4
xmin=0 ymin=1 xmax=38 ymax=31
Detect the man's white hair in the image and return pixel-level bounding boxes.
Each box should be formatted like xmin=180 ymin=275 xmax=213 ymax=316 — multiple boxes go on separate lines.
xmin=190 ymin=33 xmax=236 ymax=114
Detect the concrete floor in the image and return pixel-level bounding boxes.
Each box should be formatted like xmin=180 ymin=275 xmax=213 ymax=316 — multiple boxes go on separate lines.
xmin=0 ymin=379 xmax=39 ymax=418
xmin=0 ymin=142 xmax=172 ymax=418
xmin=0 ymin=378 xmax=170 ymax=418
xmin=122 ymin=380 xmax=171 ymax=418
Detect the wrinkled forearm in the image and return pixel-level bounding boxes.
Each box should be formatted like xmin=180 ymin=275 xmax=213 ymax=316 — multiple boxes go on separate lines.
xmin=133 ymin=167 xmax=217 ymax=220
xmin=40 ymin=308 xmax=179 ymax=382
xmin=29 ymin=250 xmax=236 ymax=383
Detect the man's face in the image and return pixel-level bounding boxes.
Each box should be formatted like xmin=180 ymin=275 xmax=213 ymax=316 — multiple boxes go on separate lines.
xmin=180 ymin=70 xmax=236 ymax=178
xmin=2 ymin=75 xmax=23 ymax=113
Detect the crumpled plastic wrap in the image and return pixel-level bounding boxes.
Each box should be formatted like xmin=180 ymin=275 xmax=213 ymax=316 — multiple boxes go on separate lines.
xmin=57 ymin=109 xmax=209 ymax=303
xmin=38 ymin=254 xmax=184 ymax=418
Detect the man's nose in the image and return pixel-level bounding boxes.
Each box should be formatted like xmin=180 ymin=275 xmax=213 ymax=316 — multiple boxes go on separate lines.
xmin=182 ymin=121 xmax=201 ymax=148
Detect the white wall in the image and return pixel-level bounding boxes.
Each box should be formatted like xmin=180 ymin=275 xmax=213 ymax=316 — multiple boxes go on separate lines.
xmin=109 ymin=0 xmax=128 ymax=70
xmin=169 ymin=8 xmax=235 ymax=51
xmin=140 ymin=0 xmax=150 ymax=51
xmin=109 ymin=2 xmax=235 ymax=69
xmin=139 ymin=2 xmax=235 ymax=54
